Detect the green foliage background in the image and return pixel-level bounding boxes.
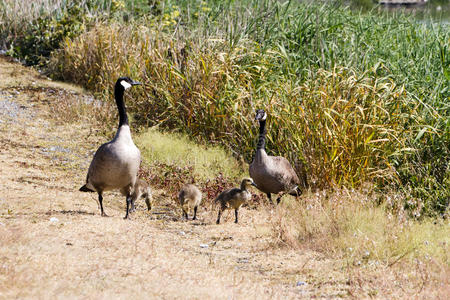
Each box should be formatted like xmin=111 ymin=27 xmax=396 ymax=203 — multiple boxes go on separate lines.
xmin=0 ymin=0 xmax=448 ymax=216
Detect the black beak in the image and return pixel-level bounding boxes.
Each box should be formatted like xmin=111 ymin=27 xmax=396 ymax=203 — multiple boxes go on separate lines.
xmin=131 ymin=80 xmax=141 ymax=86
xmin=251 ymin=182 xmax=257 ymax=187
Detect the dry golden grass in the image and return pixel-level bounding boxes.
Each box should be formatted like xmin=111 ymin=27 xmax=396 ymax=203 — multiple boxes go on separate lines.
xmin=0 ymin=55 xmax=448 ymax=299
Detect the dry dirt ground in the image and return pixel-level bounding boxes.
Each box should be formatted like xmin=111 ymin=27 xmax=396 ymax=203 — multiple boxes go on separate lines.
xmin=0 ymin=56 xmax=447 ymax=299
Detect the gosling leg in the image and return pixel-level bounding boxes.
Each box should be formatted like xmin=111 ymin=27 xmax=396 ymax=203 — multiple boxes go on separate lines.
xmin=145 ymin=196 xmax=151 ymax=211
xmin=234 ymin=208 xmax=239 ymax=224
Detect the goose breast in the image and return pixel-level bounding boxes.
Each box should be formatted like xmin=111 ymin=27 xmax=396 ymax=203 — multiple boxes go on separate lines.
xmin=250 ymin=155 xmax=299 ymax=194
xmin=87 ymin=140 xmax=140 ymax=191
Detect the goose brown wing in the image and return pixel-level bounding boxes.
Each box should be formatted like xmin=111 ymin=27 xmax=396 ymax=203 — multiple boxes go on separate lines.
xmin=215 ymin=187 xmax=241 ymax=202
xmin=271 ymin=156 xmax=300 ymax=185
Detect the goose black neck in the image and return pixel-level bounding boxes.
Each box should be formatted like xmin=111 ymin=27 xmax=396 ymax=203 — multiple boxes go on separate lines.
xmin=114 ymin=85 xmax=129 ymax=127
xmin=257 ymin=119 xmax=266 ymax=150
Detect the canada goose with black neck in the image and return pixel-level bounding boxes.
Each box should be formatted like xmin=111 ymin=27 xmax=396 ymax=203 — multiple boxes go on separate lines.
xmin=249 ymin=109 xmax=301 ymax=204
xmin=79 ymin=77 xmax=141 ymax=219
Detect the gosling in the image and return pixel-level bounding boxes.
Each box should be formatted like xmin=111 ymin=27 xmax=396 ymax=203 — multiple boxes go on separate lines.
xmin=129 ymin=178 xmax=153 ymax=212
xmin=178 ymin=184 xmax=202 ymax=220
xmin=215 ymin=178 xmax=256 ymax=224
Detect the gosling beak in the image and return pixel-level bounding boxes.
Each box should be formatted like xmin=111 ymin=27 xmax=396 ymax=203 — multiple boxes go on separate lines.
xmin=251 ymin=182 xmax=257 ymax=187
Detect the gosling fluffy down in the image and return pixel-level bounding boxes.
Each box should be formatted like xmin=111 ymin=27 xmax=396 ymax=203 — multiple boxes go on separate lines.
xmin=215 ymin=178 xmax=256 ymax=224
xmin=129 ymin=178 xmax=153 ymax=212
xmin=178 ymin=184 xmax=202 ymax=220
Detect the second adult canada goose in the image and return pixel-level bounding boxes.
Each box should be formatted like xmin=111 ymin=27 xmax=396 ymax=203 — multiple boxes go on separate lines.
xmin=249 ymin=109 xmax=301 ymax=204
xmin=79 ymin=77 xmax=141 ymax=219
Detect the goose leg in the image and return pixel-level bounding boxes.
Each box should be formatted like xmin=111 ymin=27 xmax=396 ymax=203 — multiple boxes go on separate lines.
xmin=124 ymin=195 xmax=132 ymax=219
xmin=266 ymin=193 xmax=272 ymax=203
xmin=183 ymin=209 xmax=188 ymax=220
xmin=130 ymin=196 xmax=136 ymax=213
xmin=193 ymin=206 xmax=198 ymax=220
xmin=234 ymin=209 xmax=239 ymax=224
xmin=216 ymin=208 xmax=223 ymax=224
xmin=98 ymin=192 xmax=108 ymax=217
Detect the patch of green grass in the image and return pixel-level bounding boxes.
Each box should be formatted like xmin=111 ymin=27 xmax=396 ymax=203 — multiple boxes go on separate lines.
xmin=136 ymin=128 xmax=245 ymax=181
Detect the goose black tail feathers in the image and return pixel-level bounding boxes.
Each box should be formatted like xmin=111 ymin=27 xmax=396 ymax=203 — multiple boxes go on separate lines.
xmin=288 ymin=187 xmax=302 ymax=197
xmin=79 ymin=184 xmax=95 ymax=193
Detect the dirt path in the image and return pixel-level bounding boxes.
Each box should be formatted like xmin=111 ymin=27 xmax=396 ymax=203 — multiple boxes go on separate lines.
xmin=0 ymin=56 xmax=444 ymax=299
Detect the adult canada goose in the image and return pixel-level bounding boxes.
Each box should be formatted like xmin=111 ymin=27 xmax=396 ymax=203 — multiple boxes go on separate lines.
xmin=249 ymin=109 xmax=301 ymax=204
xmin=215 ymin=178 xmax=256 ymax=224
xmin=79 ymin=77 xmax=141 ymax=219
xmin=178 ymin=184 xmax=202 ymax=220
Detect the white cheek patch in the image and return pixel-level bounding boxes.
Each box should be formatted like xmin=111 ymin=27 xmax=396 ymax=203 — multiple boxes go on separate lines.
xmin=261 ymin=112 xmax=267 ymax=121
xmin=120 ymin=80 xmax=132 ymax=89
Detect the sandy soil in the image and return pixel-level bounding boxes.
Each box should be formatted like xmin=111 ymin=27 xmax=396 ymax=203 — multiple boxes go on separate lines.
xmin=0 ymin=55 xmax=447 ymax=299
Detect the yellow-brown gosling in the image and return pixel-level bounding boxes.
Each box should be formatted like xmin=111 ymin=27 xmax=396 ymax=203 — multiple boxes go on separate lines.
xmin=129 ymin=178 xmax=153 ymax=212
xmin=178 ymin=184 xmax=202 ymax=220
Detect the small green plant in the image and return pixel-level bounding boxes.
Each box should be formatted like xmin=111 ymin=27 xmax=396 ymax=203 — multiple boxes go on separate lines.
xmin=4 ymin=1 xmax=88 ymax=65
xmin=0 ymin=0 xmax=129 ymax=66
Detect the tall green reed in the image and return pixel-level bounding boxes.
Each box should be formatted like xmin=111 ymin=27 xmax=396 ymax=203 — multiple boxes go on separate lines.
xmin=25 ymin=0 xmax=450 ymax=215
